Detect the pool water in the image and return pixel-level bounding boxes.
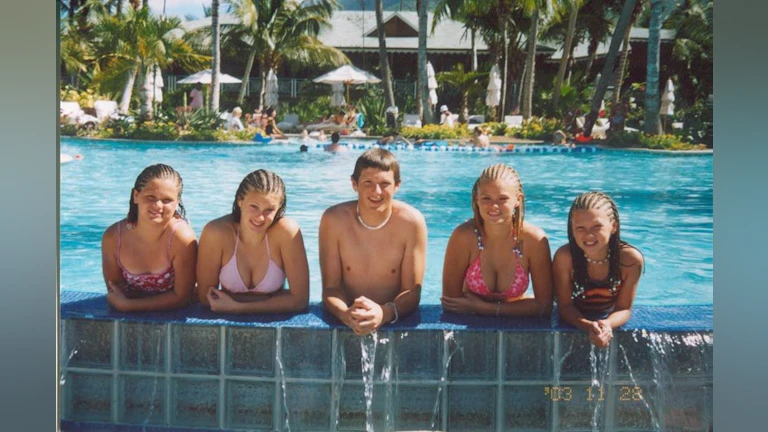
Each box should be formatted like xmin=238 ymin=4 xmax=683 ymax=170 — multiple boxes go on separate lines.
xmin=60 ymin=137 xmax=713 ymax=305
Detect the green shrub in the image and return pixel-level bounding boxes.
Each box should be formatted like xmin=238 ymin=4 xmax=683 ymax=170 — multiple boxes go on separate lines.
xmin=679 ymin=100 xmax=713 ymax=147
xmin=178 ymin=129 xmax=218 ymax=142
xmin=401 ymin=124 xmax=469 ymax=140
xmin=60 ymin=124 xmax=78 ymax=136
xmin=508 ymin=117 xmax=565 ymax=140
xmin=357 ymin=86 xmax=388 ymax=135
xmin=482 ymin=122 xmax=508 ymax=136
xmin=131 ymin=121 xmax=180 ymax=141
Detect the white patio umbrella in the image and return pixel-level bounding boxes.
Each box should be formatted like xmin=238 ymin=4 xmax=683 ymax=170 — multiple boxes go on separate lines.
xmin=330 ymin=82 xmax=346 ymax=107
xmin=660 ymin=78 xmax=675 ymax=116
xmin=177 ymin=68 xmax=242 ymax=84
xmin=485 ymin=64 xmax=502 ymax=108
xmin=147 ymin=66 xmax=164 ymax=104
xmin=427 ymin=61 xmax=438 ymax=107
xmin=265 ymin=69 xmax=279 ymax=108
xmin=313 ymin=65 xmax=381 ymax=102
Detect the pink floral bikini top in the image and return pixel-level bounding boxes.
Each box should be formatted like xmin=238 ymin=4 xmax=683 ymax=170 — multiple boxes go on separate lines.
xmin=464 ymin=227 xmax=529 ymax=299
xmin=116 ymin=219 xmax=184 ymax=295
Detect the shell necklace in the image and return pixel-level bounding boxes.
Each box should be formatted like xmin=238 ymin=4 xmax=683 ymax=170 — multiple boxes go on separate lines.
xmin=585 ymin=248 xmax=611 ymax=265
xmin=356 ymin=204 xmax=392 ymax=230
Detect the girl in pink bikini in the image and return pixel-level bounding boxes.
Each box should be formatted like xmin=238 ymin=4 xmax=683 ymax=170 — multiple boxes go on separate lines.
xmin=101 ymin=164 xmax=198 ymax=312
xmin=441 ymin=164 xmax=553 ymax=317
xmin=196 ymin=169 xmax=310 ymax=314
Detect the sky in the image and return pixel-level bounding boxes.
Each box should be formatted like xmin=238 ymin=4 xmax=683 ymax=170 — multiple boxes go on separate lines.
xmin=147 ymin=0 xmax=212 ymax=19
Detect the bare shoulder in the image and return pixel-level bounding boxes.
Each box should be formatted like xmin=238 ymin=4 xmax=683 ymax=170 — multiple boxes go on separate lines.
xmin=451 ymin=219 xmax=476 ymax=239
xmin=620 ymin=244 xmax=644 ymax=267
xmin=270 ymin=216 xmax=302 ymax=239
xmin=202 ymin=215 xmax=235 ymax=235
xmin=173 ymin=219 xmax=197 ymax=243
xmin=393 ymin=200 xmax=426 ymax=226
xmin=103 ymin=221 xmax=120 ymax=241
xmin=552 ymin=244 xmax=573 ymax=267
xmin=322 ymin=201 xmax=356 ymax=223
xmin=521 ymin=221 xmax=548 ymax=242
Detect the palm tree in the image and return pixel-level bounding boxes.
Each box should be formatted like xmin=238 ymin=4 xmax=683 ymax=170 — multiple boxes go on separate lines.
xmin=437 ymin=63 xmax=487 ymax=123
xmin=375 ymin=0 xmax=396 ymax=109
xmin=417 ymin=0 xmax=434 ymax=123
xmin=552 ymin=0 xmax=583 ymax=112
xmin=583 ymin=0 xmax=637 ymax=136
xmin=210 ymin=0 xmax=221 ymax=111
xmin=611 ymin=0 xmax=643 ymax=105
xmin=90 ymin=7 xmax=209 ymax=118
xmin=665 ymin=0 xmax=712 ymax=104
xmin=431 ymin=0 xmax=485 ymax=71
xmin=218 ymin=0 xmax=346 ymax=108
xmin=521 ymin=0 xmax=554 ymax=119
xmin=644 ymin=0 xmax=677 ymax=135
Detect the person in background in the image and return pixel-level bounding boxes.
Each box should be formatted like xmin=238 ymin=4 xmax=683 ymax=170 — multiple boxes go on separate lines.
xmin=196 ymin=170 xmax=310 ymax=314
xmin=101 ymin=164 xmax=198 ymax=312
xmin=226 ymin=107 xmax=245 ymax=131
xmin=440 ymin=105 xmax=455 ymax=128
xmin=263 ymin=107 xmax=288 ymax=139
xmin=553 ymin=191 xmax=644 ymax=348
xmin=189 ymin=83 xmax=204 ymax=110
xmin=324 ymin=132 xmax=348 ymax=153
xmin=442 ymin=164 xmax=553 ymax=317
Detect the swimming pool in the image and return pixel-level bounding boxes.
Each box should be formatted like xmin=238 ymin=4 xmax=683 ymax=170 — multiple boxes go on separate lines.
xmin=60 ymin=137 xmax=713 ymax=305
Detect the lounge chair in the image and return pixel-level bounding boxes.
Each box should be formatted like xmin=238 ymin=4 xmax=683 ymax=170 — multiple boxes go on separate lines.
xmin=277 ymin=113 xmax=300 ymax=131
xmin=402 ymin=114 xmax=422 ymax=128
xmin=504 ymin=115 xmax=523 ymax=129
xmin=467 ymin=115 xmax=485 ymax=130
xmin=94 ymin=101 xmax=119 ymax=122
xmin=60 ymin=101 xmax=99 ymax=127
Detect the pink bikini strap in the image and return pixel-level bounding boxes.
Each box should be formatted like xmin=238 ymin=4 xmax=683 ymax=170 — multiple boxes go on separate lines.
xmin=166 ymin=219 xmax=184 ymax=260
xmin=116 ymin=220 xmax=123 ymax=257
xmin=264 ymin=232 xmax=272 ymax=260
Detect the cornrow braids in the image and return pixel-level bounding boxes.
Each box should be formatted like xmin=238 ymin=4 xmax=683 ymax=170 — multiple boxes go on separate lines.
xmin=231 ymin=169 xmax=287 ymax=224
xmin=471 ymin=163 xmax=525 ymax=251
xmin=127 ymin=164 xmax=186 ymax=224
xmin=567 ymin=191 xmax=625 ymax=294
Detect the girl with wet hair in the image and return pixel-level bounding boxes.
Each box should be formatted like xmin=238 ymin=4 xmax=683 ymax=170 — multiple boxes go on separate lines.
xmin=101 ymin=164 xmax=198 ymax=312
xmin=553 ymin=191 xmax=644 ymax=348
xmin=442 ymin=164 xmax=553 ymax=317
xmin=196 ymin=169 xmax=309 ymax=314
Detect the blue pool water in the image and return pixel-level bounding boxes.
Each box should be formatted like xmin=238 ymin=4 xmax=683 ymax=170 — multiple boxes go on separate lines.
xmin=60 ymin=137 xmax=713 ymax=305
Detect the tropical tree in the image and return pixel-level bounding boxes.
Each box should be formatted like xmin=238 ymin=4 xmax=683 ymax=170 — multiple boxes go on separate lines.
xmin=90 ymin=7 xmax=209 ymax=118
xmin=551 ymin=0 xmax=583 ymax=112
xmin=217 ymin=0 xmax=347 ymax=108
xmin=583 ymin=0 xmax=638 ymax=136
xmin=437 ymin=63 xmax=487 ymax=123
xmin=665 ymin=0 xmax=712 ymax=104
xmin=644 ymin=0 xmax=678 ymax=135
xmin=210 ymin=0 xmax=221 ymax=111
xmin=521 ymin=0 xmax=555 ymax=119
xmin=431 ymin=0 xmax=486 ymax=71
xmin=611 ymin=0 xmax=643 ymax=105
xmin=374 ymin=0 xmax=397 ymax=109
xmin=417 ymin=0 xmax=434 ymax=123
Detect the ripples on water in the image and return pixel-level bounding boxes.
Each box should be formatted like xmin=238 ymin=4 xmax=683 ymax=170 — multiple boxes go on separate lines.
xmin=60 ymin=138 xmax=712 ymax=305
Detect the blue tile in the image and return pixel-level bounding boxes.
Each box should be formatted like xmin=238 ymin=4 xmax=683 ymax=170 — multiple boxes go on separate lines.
xmin=556 ymin=384 xmax=606 ymax=430
xmin=448 ymin=331 xmax=497 ymax=380
xmin=504 ymin=385 xmax=551 ymax=430
xmin=226 ymin=327 xmax=275 ymax=377
xmin=119 ymin=375 xmax=166 ymax=425
xmin=171 ymin=378 xmax=219 ymax=428
xmin=283 ymin=383 xmax=332 ymax=431
xmin=393 ymin=331 xmax=443 ymax=380
xmin=613 ymin=384 xmax=660 ymax=430
xmin=504 ymin=332 xmax=554 ymax=380
xmin=280 ymin=328 xmax=332 ymax=379
xmin=172 ymin=324 xmax=219 ymax=375
xmin=120 ymin=322 xmax=166 ymax=372
xmin=338 ymin=331 xmax=390 ymax=380
xmin=226 ymin=380 xmax=274 ymax=430
xmin=394 ymin=385 xmax=442 ymax=431
xmin=662 ymin=385 xmax=711 ymax=432
xmin=64 ymin=372 xmax=112 ymax=422
xmin=65 ymin=319 xmax=112 ymax=369
xmin=336 ymin=383 xmax=387 ymax=431
xmin=447 ymin=385 xmax=495 ymax=431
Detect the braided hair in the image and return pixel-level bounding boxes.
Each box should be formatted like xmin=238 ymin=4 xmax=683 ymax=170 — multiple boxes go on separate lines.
xmin=471 ymin=164 xmax=525 ymax=250
xmin=231 ymin=169 xmax=286 ymax=225
xmin=567 ymin=191 xmax=625 ymax=292
xmin=127 ymin=164 xmax=186 ymax=224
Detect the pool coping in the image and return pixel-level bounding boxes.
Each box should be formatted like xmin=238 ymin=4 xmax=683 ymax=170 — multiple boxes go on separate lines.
xmin=60 ymin=291 xmax=713 ymax=332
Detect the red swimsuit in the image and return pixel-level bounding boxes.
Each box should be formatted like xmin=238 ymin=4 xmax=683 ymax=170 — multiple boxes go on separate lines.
xmin=464 ymin=227 xmax=529 ymax=299
xmin=116 ymin=219 xmax=184 ymax=295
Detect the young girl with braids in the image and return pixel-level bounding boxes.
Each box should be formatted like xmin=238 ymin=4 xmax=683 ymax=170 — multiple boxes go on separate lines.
xmin=553 ymin=191 xmax=644 ymax=348
xmin=196 ymin=169 xmax=310 ymax=314
xmin=101 ymin=164 xmax=198 ymax=312
xmin=441 ymin=164 xmax=553 ymax=317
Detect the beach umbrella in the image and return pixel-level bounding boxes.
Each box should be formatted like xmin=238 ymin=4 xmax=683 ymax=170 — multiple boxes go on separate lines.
xmin=330 ymin=82 xmax=346 ymax=107
xmin=177 ymin=68 xmax=242 ymax=84
xmin=265 ymin=69 xmax=279 ymax=108
xmin=427 ymin=61 xmax=438 ymax=107
xmin=660 ymin=78 xmax=675 ymax=116
xmin=313 ymin=65 xmax=381 ymax=102
xmin=485 ymin=64 xmax=502 ymax=108
xmin=147 ymin=66 xmax=164 ymax=104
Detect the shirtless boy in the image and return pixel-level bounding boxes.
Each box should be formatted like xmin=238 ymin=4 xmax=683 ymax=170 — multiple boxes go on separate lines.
xmin=319 ymin=149 xmax=427 ymax=335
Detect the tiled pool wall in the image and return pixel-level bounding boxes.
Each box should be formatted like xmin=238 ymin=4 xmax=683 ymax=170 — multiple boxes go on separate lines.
xmin=60 ymin=293 xmax=712 ymax=432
